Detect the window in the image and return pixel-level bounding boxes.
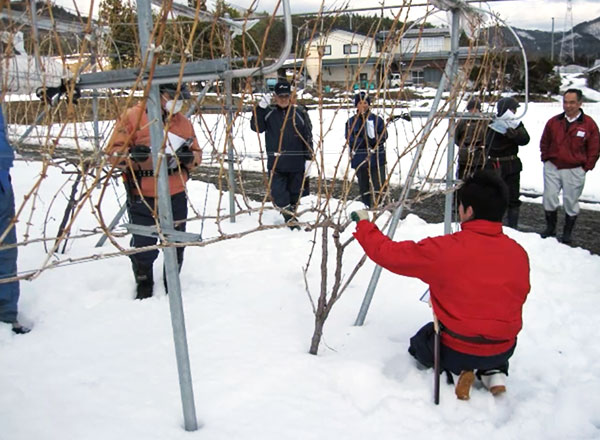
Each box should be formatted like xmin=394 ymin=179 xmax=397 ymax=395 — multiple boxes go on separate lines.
xmin=317 ymin=45 xmax=332 ymax=56
xmin=412 ymin=70 xmax=424 ymax=86
xmin=401 ymin=39 xmax=418 ymax=54
xmin=421 ymin=37 xmax=444 ymax=53
xmin=343 ymin=44 xmax=359 ymax=55
xmin=402 ymin=36 xmax=445 ymax=53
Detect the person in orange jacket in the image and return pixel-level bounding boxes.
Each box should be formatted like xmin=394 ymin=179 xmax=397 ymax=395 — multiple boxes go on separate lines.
xmin=104 ymin=83 xmax=202 ymax=299
xmin=352 ymin=170 xmax=530 ymax=400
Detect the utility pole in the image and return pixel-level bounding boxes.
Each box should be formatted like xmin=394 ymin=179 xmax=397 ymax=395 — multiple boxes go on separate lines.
xmin=551 ymin=17 xmax=555 ymax=63
xmin=559 ymin=0 xmax=575 ymax=65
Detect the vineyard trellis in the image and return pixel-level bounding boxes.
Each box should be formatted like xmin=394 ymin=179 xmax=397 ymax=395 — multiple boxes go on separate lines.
xmin=0 ymin=0 xmax=528 ymax=427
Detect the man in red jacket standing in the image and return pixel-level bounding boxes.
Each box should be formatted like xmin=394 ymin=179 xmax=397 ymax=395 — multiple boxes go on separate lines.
xmin=352 ymin=171 xmax=530 ymax=400
xmin=540 ymin=88 xmax=600 ymax=244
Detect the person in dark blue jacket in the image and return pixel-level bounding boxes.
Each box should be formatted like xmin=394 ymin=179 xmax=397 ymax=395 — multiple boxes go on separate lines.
xmin=345 ymin=92 xmax=388 ymax=208
xmin=0 ymin=105 xmax=30 ymax=334
xmin=250 ymin=80 xmax=313 ymax=228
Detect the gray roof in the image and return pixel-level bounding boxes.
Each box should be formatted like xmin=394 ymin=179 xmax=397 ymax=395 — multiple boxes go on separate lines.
xmin=585 ymin=60 xmax=600 ymax=74
xmin=376 ymin=27 xmax=451 ymax=40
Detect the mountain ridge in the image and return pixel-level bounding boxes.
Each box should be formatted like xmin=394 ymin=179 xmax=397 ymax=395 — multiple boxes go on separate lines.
xmin=497 ymin=16 xmax=600 ymax=64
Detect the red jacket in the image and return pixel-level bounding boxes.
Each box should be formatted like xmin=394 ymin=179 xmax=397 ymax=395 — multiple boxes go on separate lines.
xmin=540 ymin=110 xmax=600 ymax=171
xmin=353 ymin=220 xmax=530 ymax=356
xmin=105 ymin=103 xmax=202 ymax=197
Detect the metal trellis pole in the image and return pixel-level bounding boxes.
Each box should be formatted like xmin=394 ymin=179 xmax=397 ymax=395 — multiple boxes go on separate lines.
xmin=443 ymin=11 xmax=461 ymax=235
xmin=91 ymin=52 xmax=101 ymax=153
xmin=354 ymin=8 xmax=462 ymax=327
xmin=224 ymin=18 xmax=236 ymax=223
xmin=136 ymin=0 xmax=198 ymax=431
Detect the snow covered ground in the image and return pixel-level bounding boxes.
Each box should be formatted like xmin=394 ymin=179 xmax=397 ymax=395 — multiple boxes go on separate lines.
xmin=9 ymin=74 xmax=600 ymax=208
xmin=1 ymin=75 xmax=600 ymax=439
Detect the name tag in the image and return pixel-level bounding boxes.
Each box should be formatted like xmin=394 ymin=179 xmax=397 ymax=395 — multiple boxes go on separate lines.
xmin=577 ymin=130 xmax=585 ymax=138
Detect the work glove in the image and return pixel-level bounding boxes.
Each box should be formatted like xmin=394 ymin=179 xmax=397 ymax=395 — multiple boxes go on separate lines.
xmin=130 ymin=145 xmax=151 ymax=163
xmin=175 ymin=140 xmax=195 ymax=166
xmin=389 ymin=113 xmax=411 ymax=122
xmin=350 ymin=210 xmax=370 ymax=223
xmin=258 ymin=94 xmax=271 ymax=109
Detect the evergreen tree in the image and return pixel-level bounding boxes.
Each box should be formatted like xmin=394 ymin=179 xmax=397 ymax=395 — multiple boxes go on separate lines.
xmin=506 ymin=55 xmax=561 ymax=94
xmin=99 ymin=0 xmax=138 ymax=69
xmin=188 ymin=0 xmax=207 ymax=10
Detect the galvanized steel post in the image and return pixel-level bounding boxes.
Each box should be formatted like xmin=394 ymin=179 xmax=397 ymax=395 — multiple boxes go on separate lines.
xmin=443 ymin=11 xmax=462 ymax=235
xmin=224 ymin=18 xmax=236 ymax=222
xmin=135 ymin=0 xmax=198 ymax=431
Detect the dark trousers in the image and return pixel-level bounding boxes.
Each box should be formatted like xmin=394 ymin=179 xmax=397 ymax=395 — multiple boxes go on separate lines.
xmin=408 ymin=322 xmax=515 ymax=376
xmin=486 ymin=158 xmax=522 ymax=209
xmin=127 ymin=191 xmax=188 ymax=270
xmin=269 ymin=170 xmax=305 ymax=208
xmin=356 ymin=163 xmax=386 ymax=208
xmin=0 ymin=174 xmax=19 ymax=323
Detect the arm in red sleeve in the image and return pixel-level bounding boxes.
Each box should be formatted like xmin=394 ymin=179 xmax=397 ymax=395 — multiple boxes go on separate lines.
xmin=353 ymin=220 xmax=442 ymax=284
xmin=540 ymin=120 xmax=552 ymax=162
xmin=584 ymin=118 xmax=600 ymax=171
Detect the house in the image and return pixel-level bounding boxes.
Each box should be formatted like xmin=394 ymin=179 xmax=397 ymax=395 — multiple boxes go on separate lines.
xmin=555 ymin=64 xmax=587 ymax=74
xmin=376 ymin=27 xmax=452 ymax=86
xmin=286 ymin=26 xmax=482 ymax=89
xmin=301 ymin=29 xmax=381 ymax=90
xmin=585 ymin=60 xmax=600 ymax=91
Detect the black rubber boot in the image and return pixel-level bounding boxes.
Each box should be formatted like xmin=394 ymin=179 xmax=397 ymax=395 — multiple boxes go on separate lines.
xmin=562 ymin=215 xmax=577 ymax=245
xmin=281 ymin=205 xmax=300 ymax=230
xmin=540 ymin=210 xmax=557 ymax=238
xmin=11 ymin=322 xmax=31 ymax=335
xmin=133 ymin=263 xmax=154 ymax=300
xmin=506 ymin=207 xmax=519 ymax=229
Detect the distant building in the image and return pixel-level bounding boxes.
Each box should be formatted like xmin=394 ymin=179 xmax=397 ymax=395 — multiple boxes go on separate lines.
xmin=376 ymin=27 xmax=452 ymax=87
xmin=284 ymin=27 xmax=485 ymax=90
xmin=301 ymin=29 xmax=380 ymax=90
xmin=585 ymin=59 xmax=600 ymax=91
xmin=555 ymin=64 xmax=587 ymax=74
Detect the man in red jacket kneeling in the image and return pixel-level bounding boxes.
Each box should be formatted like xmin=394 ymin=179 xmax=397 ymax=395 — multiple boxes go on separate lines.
xmin=352 ymin=170 xmax=531 ymax=400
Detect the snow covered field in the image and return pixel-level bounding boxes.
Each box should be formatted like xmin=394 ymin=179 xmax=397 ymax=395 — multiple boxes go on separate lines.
xmin=9 ymin=75 xmax=600 ymax=208
xmin=1 ymin=76 xmax=600 ymax=439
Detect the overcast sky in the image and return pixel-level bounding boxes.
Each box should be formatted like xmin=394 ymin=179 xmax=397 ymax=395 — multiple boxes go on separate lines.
xmin=57 ymin=0 xmax=600 ymax=32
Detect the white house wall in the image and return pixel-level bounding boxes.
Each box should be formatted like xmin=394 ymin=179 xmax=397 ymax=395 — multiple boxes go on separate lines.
xmin=307 ymin=30 xmax=378 ymax=59
xmin=320 ymin=64 xmax=376 ymax=85
xmin=305 ymin=30 xmax=380 ymax=84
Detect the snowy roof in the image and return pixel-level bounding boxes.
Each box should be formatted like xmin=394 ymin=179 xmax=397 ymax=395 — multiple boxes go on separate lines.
xmin=586 ymin=59 xmax=600 ymax=74
xmin=556 ymin=64 xmax=587 ymax=74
